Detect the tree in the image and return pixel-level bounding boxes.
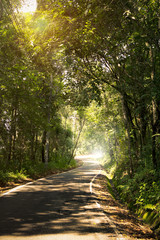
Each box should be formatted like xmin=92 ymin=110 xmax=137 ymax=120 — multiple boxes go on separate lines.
xmin=0 ymin=0 xmax=75 ymax=171
xmin=46 ymin=0 xmax=160 ymax=172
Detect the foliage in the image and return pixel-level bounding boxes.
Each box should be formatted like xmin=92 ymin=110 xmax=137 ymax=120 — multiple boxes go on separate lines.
xmin=0 ymin=0 xmax=79 ymax=184
xmin=0 ymin=170 xmax=28 ymax=186
xmin=0 ymin=157 xmax=77 ymax=187
xmin=111 ymin=164 xmax=160 ymax=233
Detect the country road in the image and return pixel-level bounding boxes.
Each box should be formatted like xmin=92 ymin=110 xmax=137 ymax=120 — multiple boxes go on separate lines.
xmin=0 ymin=157 xmax=155 ymax=240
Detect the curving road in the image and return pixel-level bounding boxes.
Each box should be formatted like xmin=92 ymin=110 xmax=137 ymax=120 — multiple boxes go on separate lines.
xmin=0 ymin=157 xmax=123 ymax=240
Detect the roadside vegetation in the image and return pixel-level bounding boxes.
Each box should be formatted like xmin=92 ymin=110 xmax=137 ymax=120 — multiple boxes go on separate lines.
xmin=77 ymin=100 xmax=160 ymax=236
xmin=0 ymin=158 xmax=77 ymax=187
xmin=105 ymin=157 xmax=160 ymax=236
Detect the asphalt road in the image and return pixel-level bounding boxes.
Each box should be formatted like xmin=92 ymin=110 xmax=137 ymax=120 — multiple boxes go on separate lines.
xmin=0 ymin=157 xmax=124 ymax=240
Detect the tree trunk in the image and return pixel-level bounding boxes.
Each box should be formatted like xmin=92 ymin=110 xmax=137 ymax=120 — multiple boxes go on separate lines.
xmin=121 ymin=94 xmax=134 ymax=177
xmin=45 ymin=131 xmax=50 ymax=164
xmin=151 ymin=100 xmax=158 ymax=168
xmin=30 ymin=130 xmax=36 ymax=162
xmin=69 ymin=118 xmax=85 ymax=164
xmin=42 ymin=130 xmax=46 ymax=163
xmin=108 ymin=137 xmax=115 ymax=162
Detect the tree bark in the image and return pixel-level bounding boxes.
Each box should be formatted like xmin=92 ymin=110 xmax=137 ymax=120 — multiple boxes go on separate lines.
xmin=42 ymin=130 xmax=46 ymax=163
xmin=121 ymin=94 xmax=134 ymax=177
xmin=69 ymin=118 xmax=85 ymax=164
xmin=151 ymin=100 xmax=158 ymax=168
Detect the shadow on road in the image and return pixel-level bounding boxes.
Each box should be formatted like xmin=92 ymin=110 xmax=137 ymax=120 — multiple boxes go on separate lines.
xmin=0 ymin=161 xmax=115 ymax=237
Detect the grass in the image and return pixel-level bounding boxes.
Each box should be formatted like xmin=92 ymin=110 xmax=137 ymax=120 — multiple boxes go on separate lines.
xmin=0 ymin=170 xmax=28 ymax=186
xmin=101 ymin=158 xmax=160 ymax=237
xmin=0 ymin=157 xmax=78 ymax=188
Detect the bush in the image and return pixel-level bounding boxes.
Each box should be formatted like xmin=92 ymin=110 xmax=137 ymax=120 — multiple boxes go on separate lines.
xmin=0 ymin=170 xmax=8 ymax=186
xmin=0 ymin=170 xmax=28 ymax=187
xmin=0 ymin=156 xmax=77 ymax=187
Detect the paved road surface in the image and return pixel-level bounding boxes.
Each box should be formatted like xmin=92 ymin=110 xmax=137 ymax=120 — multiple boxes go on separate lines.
xmin=0 ymin=158 xmax=124 ymax=240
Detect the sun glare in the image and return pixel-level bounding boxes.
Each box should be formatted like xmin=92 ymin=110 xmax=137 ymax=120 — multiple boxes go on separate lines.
xmin=93 ymin=151 xmax=103 ymax=159
xmin=20 ymin=0 xmax=37 ymax=13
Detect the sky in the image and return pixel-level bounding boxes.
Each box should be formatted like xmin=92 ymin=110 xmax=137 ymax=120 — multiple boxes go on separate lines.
xmin=20 ymin=0 xmax=37 ymax=13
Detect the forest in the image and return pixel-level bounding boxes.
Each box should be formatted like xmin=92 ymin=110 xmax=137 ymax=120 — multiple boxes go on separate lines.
xmin=0 ymin=0 xmax=160 ymax=235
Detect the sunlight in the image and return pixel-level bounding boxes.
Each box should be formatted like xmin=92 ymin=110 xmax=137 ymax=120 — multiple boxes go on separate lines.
xmin=75 ymin=151 xmax=104 ymax=160
xmin=92 ymin=151 xmax=103 ymax=159
xmin=19 ymin=0 xmax=37 ymax=13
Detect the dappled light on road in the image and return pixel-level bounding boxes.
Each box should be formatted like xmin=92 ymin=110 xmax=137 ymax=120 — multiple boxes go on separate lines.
xmin=0 ymin=159 xmax=117 ymax=240
xmin=0 ymin=158 xmax=154 ymax=240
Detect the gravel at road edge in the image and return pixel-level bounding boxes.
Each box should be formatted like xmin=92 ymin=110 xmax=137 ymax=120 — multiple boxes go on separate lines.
xmin=93 ymin=172 xmax=157 ymax=240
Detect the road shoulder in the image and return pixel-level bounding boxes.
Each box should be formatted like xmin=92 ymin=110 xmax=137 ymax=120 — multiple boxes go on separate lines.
xmin=93 ymin=172 xmax=157 ymax=240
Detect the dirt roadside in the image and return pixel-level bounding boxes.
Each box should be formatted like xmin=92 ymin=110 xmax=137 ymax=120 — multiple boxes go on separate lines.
xmin=93 ymin=172 xmax=157 ymax=240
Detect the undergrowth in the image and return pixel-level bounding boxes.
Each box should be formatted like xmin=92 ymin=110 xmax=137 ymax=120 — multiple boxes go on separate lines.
xmin=103 ymin=158 xmax=160 ymax=236
xmin=0 ymin=157 xmax=77 ymax=187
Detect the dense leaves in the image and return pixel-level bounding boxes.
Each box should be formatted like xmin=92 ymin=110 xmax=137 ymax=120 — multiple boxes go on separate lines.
xmin=0 ymin=0 xmax=78 ymax=178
